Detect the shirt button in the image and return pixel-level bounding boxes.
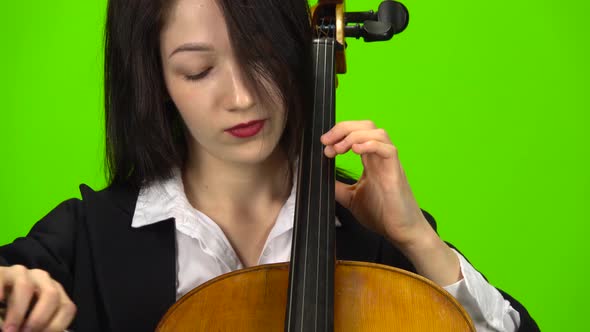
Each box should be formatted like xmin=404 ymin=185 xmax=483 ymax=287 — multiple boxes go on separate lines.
xmin=263 ymin=248 xmax=271 ymax=256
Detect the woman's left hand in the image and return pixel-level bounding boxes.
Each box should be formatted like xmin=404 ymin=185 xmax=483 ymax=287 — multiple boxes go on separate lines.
xmin=322 ymin=120 xmax=462 ymax=286
xmin=321 ymin=120 xmax=433 ymax=249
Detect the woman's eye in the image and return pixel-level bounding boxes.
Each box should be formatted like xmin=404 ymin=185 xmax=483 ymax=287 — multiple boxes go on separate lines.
xmin=184 ymin=67 xmax=212 ymax=81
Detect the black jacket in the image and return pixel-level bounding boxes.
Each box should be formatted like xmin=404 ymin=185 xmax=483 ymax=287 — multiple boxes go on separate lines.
xmin=0 ymin=183 xmax=539 ymax=331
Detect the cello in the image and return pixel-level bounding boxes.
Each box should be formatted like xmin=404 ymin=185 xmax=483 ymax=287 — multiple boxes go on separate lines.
xmin=156 ymin=1 xmax=476 ymax=330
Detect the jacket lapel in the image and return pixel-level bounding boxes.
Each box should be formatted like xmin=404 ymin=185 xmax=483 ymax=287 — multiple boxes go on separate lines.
xmin=80 ymin=184 xmax=177 ymax=331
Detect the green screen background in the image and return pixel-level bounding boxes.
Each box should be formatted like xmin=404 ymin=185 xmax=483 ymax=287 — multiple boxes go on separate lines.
xmin=1 ymin=0 xmax=587 ymax=330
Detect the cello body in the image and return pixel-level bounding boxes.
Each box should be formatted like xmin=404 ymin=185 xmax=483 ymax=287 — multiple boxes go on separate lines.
xmin=157 ymin=261 xmax=474 ymax=331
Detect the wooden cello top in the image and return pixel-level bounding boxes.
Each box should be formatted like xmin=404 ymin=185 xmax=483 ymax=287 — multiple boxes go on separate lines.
xmin=157 ymin=261 xmax=475 ymax=331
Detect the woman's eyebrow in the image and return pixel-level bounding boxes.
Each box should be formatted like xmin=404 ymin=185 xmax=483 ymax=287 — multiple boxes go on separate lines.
xmin=169 ymin=42 xmax=213 ymax=58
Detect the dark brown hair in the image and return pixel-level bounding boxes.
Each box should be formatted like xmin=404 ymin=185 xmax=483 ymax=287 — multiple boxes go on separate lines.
xmin=104 ymin=0 xmax=313 ymax=187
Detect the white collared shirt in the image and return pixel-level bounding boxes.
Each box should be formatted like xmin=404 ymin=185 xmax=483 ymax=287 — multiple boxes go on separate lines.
xmin=132 ymin=169 xmax=520 ymax=331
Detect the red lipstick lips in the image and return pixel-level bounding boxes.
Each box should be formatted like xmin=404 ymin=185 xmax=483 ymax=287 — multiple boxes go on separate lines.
xmin=225 ymin=120 xmax=266 ymax=138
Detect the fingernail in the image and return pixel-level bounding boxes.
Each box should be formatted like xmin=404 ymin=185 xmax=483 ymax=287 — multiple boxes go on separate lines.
xmin=22 ymin=327 xmax=33 ymax=332
xmin=324 ymin=146 xmax=335 ymax=158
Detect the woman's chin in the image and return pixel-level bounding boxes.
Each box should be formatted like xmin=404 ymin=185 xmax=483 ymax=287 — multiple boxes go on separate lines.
xmin=225 ymin=144 xmax=285 ymax=167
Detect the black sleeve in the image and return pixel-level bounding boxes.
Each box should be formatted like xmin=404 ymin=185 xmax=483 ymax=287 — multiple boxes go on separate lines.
xmin=0 ymin=198 xmax=84 ymax=293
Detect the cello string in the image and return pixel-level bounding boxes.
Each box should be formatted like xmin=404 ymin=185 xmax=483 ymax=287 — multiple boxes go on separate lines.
xmin=314 ymin=26 xmax=335 ymax=331
xmin=325 ymin=29 xmax=335 ymax=332
xmin=287 ymin=45 xmax=310 ymax=327
xmin=324 ymin=26 xmax=337 ymax=331
xmin=314 ymin=35 xmax=329 ymax=332
xmin=296 ymin=20 xmax=324 ymax=332
xmin=287 ymin=28 xmax=321 ymax=332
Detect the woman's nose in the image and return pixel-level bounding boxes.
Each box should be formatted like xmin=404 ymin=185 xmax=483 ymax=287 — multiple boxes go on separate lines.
xmin=224 ymin=64 xmax=255 ymax=111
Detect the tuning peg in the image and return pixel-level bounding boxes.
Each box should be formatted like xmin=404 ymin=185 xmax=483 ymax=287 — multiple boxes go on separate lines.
xmin=377 ymin=1 xmax=409 ymax=34
xmin=344 ymin=1 xmax=409 ymax=42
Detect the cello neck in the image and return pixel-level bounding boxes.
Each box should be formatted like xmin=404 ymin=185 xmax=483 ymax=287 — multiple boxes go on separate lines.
xmin=285 ymin=37 xmax=337 ymax=332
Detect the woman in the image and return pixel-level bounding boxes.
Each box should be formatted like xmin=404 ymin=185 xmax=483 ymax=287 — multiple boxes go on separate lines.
xmin=0 ymin=0 xmax=538 ymax=331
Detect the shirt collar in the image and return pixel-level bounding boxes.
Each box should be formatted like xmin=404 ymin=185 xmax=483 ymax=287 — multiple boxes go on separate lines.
xmin=132 ymin=168 xmax=189 ymax=228
xmin=131 ymin=167 xmax=341 ymax=229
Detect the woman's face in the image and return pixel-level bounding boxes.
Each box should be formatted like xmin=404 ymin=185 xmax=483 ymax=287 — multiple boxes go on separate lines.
xmin=159 ymin=0 xmax=286 ymax=166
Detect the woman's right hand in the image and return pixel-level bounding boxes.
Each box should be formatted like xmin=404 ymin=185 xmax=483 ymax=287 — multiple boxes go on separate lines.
xmin=0 ymin=265 xmax=76 ymax=332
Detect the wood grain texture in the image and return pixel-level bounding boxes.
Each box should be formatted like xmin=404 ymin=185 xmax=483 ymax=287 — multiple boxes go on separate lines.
xmin=157 ymin=261 xmax=475 ymax=331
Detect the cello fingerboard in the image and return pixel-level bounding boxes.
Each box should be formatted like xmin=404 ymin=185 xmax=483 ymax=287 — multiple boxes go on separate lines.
xmin=286 ymin=37 xmax=337 ymax=332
